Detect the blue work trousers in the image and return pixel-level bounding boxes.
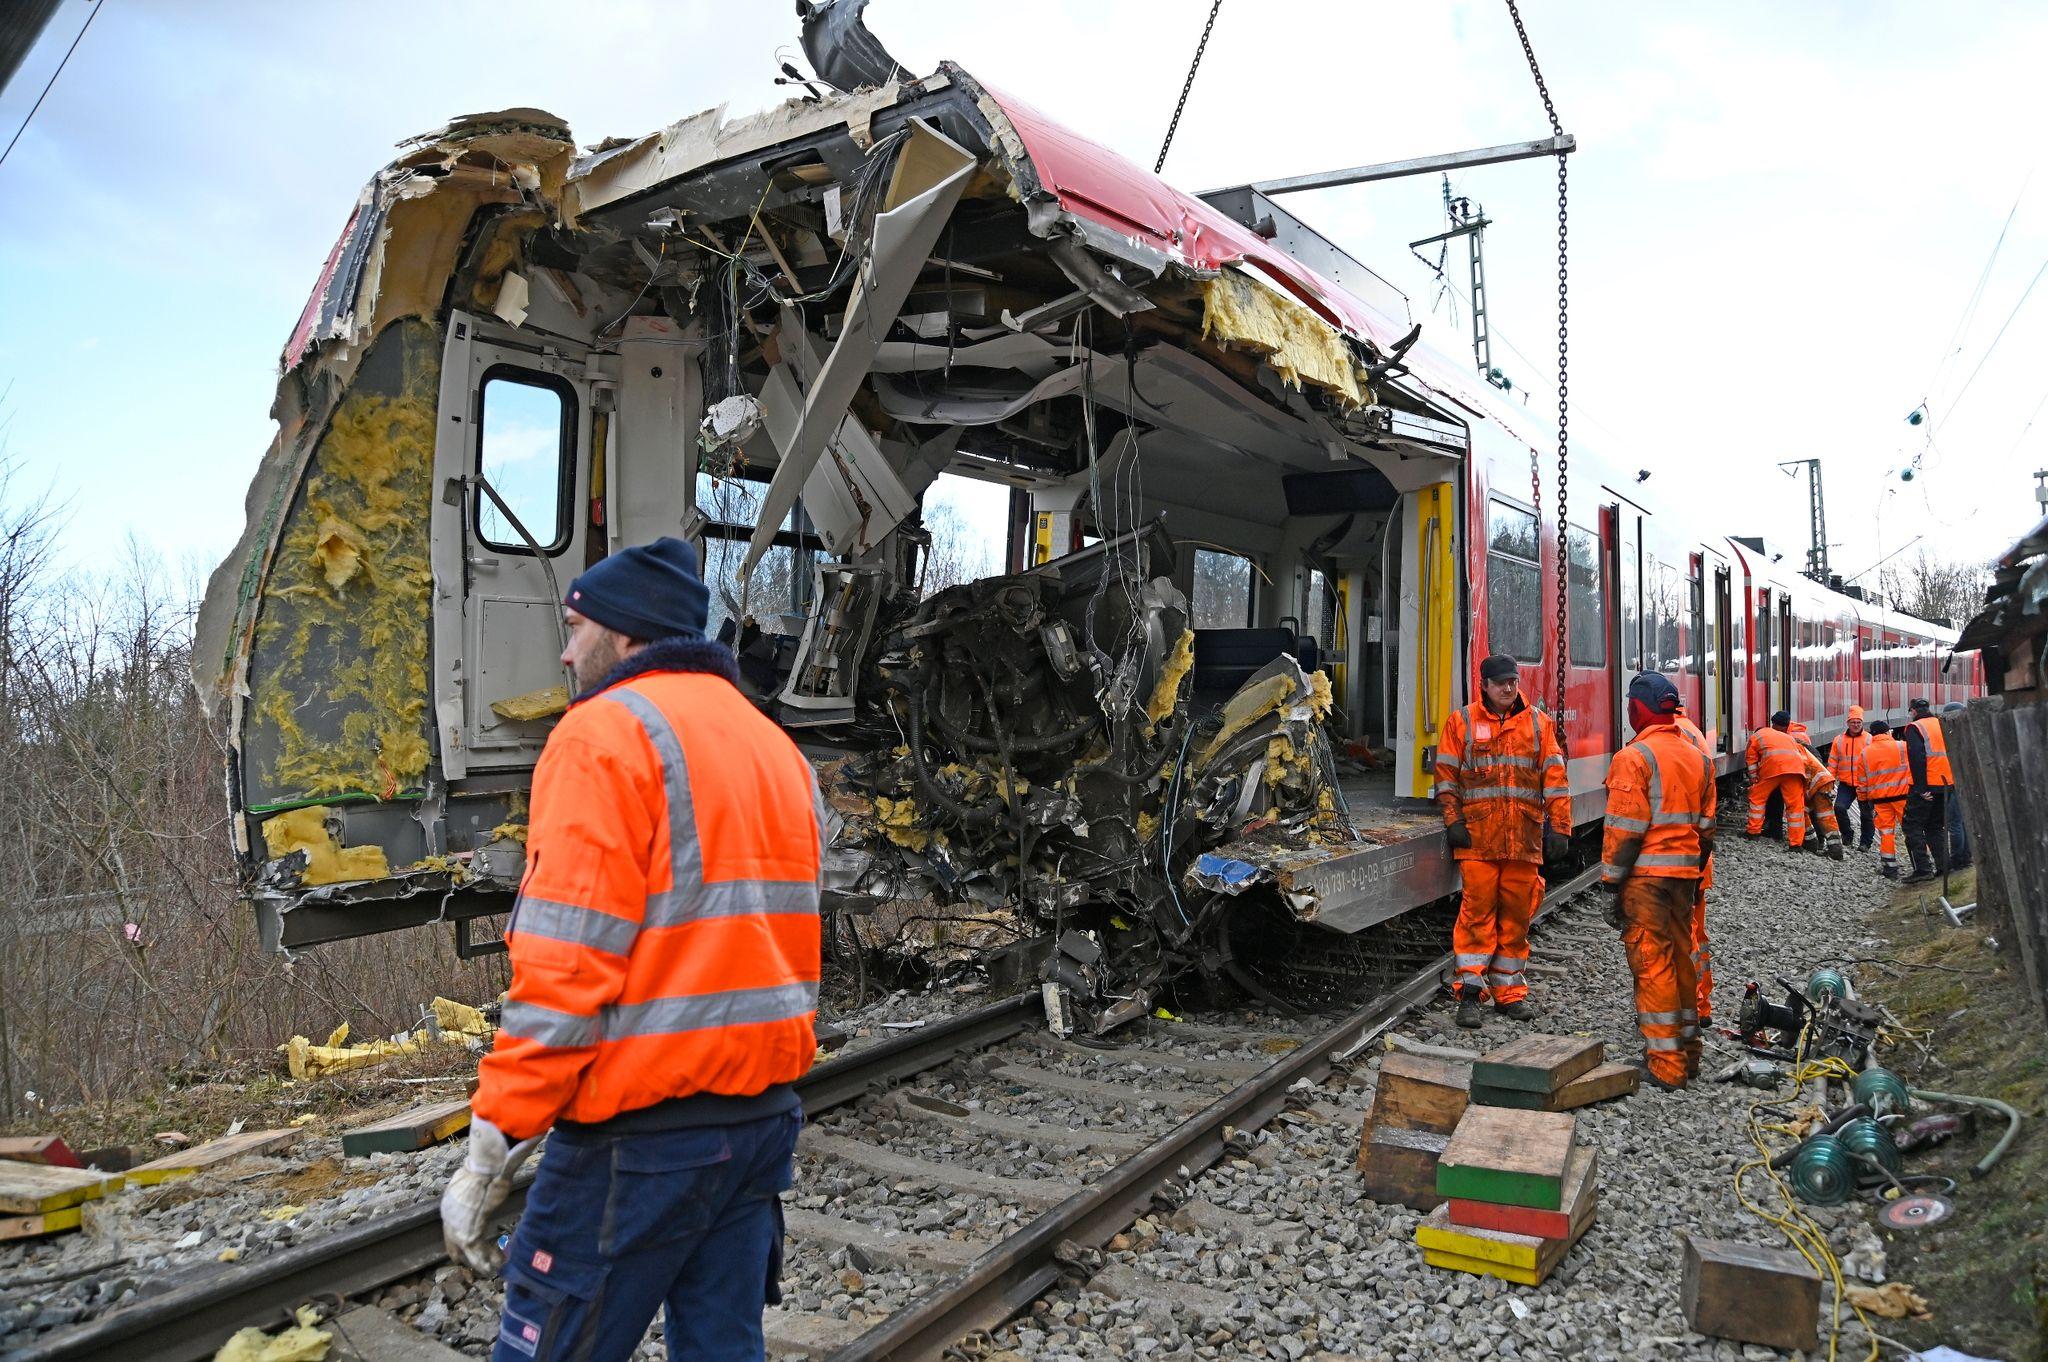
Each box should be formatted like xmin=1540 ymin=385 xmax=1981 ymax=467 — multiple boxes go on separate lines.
xmin=1948 ymin=788 xmax=1971 ymax=866
xmin=1833 ymin=783 xmax=1872 ymax=849
xmin=494 ymin=1108 xmax=801 ymax=1362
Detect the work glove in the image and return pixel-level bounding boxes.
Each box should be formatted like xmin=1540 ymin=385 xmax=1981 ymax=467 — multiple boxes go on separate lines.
xmin=1601 ymin=880 xmax=1626 ymax=930
xmin=1543 ymin=829 xmax=1570 ymax=863
xmin=1445 ymin=820 xmax=1473 ymax=850
xmin=440 ymin=1116 xmax=542 ymax=1274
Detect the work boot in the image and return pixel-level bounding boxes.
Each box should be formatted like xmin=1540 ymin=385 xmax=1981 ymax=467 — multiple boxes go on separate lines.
xmin=1880 ymin=864 xmax=1900 ymax=880
xmin=1742 ymin=829 xmax=1760 ymax=840
xmin=1495 ymin=999 xmax=1535 ymax=1022
xmin=1903 ymin=868 xmax=1936 ymax=885
xmin=1455 ymin=986 xmax=1484 ymax=1030
xmin=1631 ymin=1061 xmax=1686 ymax=1093
xmin=1825 ymin=837 xmax=1844 ymax=861
xmin=1784 ymin=840 xmax=1806 ymax=854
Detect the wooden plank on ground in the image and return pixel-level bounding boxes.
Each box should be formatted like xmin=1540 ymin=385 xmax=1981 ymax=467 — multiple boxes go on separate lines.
xmin=1435 ymin=1106 xmax=1575 ymax=1209
xmin=1448 ymin=1145 xmax=1596 ymax=1239
xmin=893 ymin=1091 xmax=1148 ymax=1155
xmin=126 ymin=1128 xmax=302 ymax=1186
xmin=0 ymin=1206 xmax=86 ymax=1241
xmin=983 ymin=1062 xmax=1215 ymax=1111
xmin=0 ymin=1136 xmax=81 ymax=1167
xmin=1356 ymin=1122 xmax=1450 ymax=1211
xmin=1022 ymin=1031 xmax=1268 ymax=1082
xmin=1472 ymin=1034 xmax=1605 ymax=1094
xmin=1472 ymin=1060 xmax=1640 ymax=1112
xmin=783 ymin=1207 xmax=990 ymax=1271
xmin=0 ymin=1163 xmax=123 ymax=1214
xmin=1680 ymin=1235 xmax=1821 ymax=1353
xmin=342 ymin=1098 xmax=473 ymax=1158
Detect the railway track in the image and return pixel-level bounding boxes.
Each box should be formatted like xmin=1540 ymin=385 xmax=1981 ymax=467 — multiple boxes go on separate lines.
xmin=7 ymin=865 xmax=1601 ymax=1362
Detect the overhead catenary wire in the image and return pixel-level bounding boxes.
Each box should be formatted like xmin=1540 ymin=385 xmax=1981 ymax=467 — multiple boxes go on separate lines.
xmin=0 ymin=0 xmax=104 ymax=173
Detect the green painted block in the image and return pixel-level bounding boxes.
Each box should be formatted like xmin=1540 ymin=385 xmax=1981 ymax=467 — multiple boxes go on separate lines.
xmin=1469 ymin=1084 xmax=1550 ymax=1111
xmin=1434 ymin=1161 xmax=1564 ymax=1211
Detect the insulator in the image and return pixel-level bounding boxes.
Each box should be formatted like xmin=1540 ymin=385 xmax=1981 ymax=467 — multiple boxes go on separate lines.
xmin=1787 ymin=1134 xmax=1856 ymax=1206
xmin=1851 ymin=1067 xmax=1912 ymax=1118
xmin=1837 ymin=1116 xmax=1903 ymax=1180
xmin=1807 ymin=967 xmax=1852 ymax=1002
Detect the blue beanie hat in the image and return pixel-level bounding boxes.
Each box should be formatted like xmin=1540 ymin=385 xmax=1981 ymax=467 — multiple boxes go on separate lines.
xmin=564 ymin=537 xmax=710 ymax=642
xmin=1626 ymin=671 xmax=1680 ymax=713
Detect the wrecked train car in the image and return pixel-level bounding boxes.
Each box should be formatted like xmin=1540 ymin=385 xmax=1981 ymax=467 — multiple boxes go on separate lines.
xmin=196 ymin=40 xmax=1621 ymax=1033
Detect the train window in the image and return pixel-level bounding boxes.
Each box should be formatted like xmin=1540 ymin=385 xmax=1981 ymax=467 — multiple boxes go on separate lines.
xmin=1191 ymin=549 xmax=1254 ymax=628
xmin=695 ymin=471 xmax=818 ymax=639
xmin=1567 ymin=526 xmax=1604 ymax=665
xmin=476 ymin=369 xmax=574 ymax=554
xmin=1645 ymin=558 xmax=1684 ymax=674
xmin=1621 ymin=523 xmax=1642 ymax=673
xmin=1486 ymin=501 xmax=1542 ymax=661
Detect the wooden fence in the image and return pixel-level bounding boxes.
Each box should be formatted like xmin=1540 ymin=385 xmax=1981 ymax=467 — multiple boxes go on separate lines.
xmin=1946 ymin=693 xmax=2048 ymax=1029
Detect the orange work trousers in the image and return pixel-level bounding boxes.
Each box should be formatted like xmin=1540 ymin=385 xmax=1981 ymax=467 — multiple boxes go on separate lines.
xmin=1620 ymin=875 xmax=1700 ymax=1087
xmin=1688 ymin=878 xmax=1713 ymax=1051
xmin=1806 ymin=794 xmax=1840 ymax=841
xmin=1452 ymin=859 xmax=1542 ymax=1005
xmin=1872 ymin=799 xmax=1905 ymax=872
xmin=1748 ymin=773 xmax=1807 ymax=844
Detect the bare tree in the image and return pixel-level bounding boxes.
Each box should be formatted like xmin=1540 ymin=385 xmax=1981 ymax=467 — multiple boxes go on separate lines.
xmin=1877 ymin=549 xmax=1994 ymax=629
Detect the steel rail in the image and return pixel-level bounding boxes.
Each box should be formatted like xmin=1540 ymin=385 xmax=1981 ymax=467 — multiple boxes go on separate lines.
xmin=823 ymin=864 xmax=1604 ymax=1362
xmin=5 ymin=993 xmax=1039 ymax=1362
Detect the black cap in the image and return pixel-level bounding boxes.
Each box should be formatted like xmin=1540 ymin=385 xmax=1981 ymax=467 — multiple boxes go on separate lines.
xmin=1868 ymin=719 xmax=1890 ymax=735
xmin=1627 ymin=672 xmax=1681 ymax=713
xmin=565 ymin=537 xmax=710 ymax=642
xmin=1479 ymin=654 xmax=1519 ymax=683
xmin=1770 ymin=710 xmax=1791 ymax=727
xmin=1909 ymin=696 xmax=1932 ymax=713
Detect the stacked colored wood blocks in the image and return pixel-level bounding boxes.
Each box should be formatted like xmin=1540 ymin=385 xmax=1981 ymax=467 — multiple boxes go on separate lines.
xmin=1469 ymin=1034 xmax=1638 ymax=1112
xmin=0 ymin=1163 xmax=125 ymax=1241
xmin=1420 ymin=1105 xmax=1591 ymax=1285
xmin=1355 ymin=1049 xmax=1471 ymax=1211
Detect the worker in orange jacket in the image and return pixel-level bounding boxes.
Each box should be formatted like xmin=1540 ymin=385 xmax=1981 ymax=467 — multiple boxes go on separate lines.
xmin=1604 ymin=672 xmax=1716 ymax=1089
xmin=1827 ymin=706 xmax=1874 ymax=851
xmin=1745 ymin=710 xmax=1808 ymax=848
xmin=1901 ymin=697 xmax=1955 ymax=883
xmin=441 ymin=538 xmax=824 ymax=1362
xmin=1861 ymin=720 xmax=1912 ymax=880
xmin=1799 ymin=747 xmax=1846 ymax=859
xmin=1434 ymin=654 xmax=1572 ymax=1029
xmin=1671 ymin=706 xmax=1716 ymax=1053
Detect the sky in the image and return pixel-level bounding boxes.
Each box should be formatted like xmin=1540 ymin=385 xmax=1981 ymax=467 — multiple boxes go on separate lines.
xmin=3 ymin=0 xmax=2046 ymax=591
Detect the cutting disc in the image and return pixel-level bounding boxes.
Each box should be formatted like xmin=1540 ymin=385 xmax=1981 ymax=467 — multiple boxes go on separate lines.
xmin=1878 ymin=1194 xmax=1955 ymax=1231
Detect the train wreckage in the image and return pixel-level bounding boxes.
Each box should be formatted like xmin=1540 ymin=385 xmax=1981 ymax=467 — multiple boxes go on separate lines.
xmin=194 ymin=6 xmax=1577 ymax=1034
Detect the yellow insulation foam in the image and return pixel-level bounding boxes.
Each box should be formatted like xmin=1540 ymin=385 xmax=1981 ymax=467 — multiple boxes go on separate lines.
xmin=259 ymin=806 xmax=390 ymax=886
xmin=1202 ymin=268 xmax=1367 ymax=406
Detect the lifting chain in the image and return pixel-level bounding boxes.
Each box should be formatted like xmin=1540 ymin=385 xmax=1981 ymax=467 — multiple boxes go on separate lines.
xmin=1155 ymin=0 xmax=1224 ymax=174
xmin=1506 ymin=0 xmax=1570 ymax=737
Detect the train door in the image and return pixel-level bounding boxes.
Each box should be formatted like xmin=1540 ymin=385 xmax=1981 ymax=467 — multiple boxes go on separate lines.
xmin=1395 ymin=480 xmax=1458 ymax=799
xmin=431 ymin=312 xmax=595 ymax=779
xmin=1714 ymin=565 xmax=1734 ymax=751
xmin=1777 ymin=596 xmax=1794 ymax=718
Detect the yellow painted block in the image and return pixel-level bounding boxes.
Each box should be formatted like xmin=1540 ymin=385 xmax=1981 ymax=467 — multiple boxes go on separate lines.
xmin=1417 ymin=1213 xmax=1545 ymax=1270
xmin=0 ymin=1205 xmax=85 ymax=1241
xmin=1422 ymin=1246 xmax=1545 ymax=1286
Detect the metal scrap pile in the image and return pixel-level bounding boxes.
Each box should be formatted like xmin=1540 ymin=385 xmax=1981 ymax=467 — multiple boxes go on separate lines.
xmin=818 ymin=526 xmax=1353 ymax=1033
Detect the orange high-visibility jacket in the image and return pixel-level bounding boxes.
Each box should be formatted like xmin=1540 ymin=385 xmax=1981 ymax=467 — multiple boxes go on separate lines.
xmin=1800 ymin=747 xmax=1837 ymax=800
xmin=1603 ymin=722 xmax=1716 ymax=884
xmin=1433 ymin=698 xmax=1571 ymax=863
xmin=1745 ymin=726 xmax=1805 ymax=782
xmin=1908 ymin=715 xmax=1955 ymax=787
xmin=1827 ymin=730 xmax=1870 ymax=787
xmin=1861 ymin=734 xmax=1911 ymax=802
xmin=474 ymin=664 xmax=824 ymax=1140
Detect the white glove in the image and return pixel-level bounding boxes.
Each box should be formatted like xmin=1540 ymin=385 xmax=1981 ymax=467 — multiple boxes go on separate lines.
xmin=440 ymin=1116 xmax=542 ymax=1274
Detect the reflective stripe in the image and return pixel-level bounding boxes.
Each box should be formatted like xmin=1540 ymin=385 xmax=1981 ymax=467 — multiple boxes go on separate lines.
xmin=1461 ymin=786 xmax=1543 ymax=803
xmin=1543 ymin=754 xmax=1566 ymax=771
xmin=1455 ymin=953 xmax=1492 ymax=968
xmin=1437 ymin=755 xmax=1466 ymax=772
xmin=1679 ymin=1009 xmax=1698 ymax=1022
xmin=606 ymin=688 xmax=705 ymax=906
xmin=512 ymin=895 xmax=640 ymax=955
xmin=602 ymin=981 xmax=819 ymax=1040
xmin=648 ymin=880 xmax=820 ymax=928
xmin=1490 ymin=958 xmax=1526 ymax=975
xmin=1434 ymin=781 xmax=1461 ymax=799
xmin=1607 ymin=814 xmax=1651 ymax=833
xmin=1601 ymin=865 xmax=1628 ymax=882
xmin=1636 ymin=852 xmax=1704 ymax=867
xmin=501 ymin=999 xmax=600 ymax=1049
xmin=1478 ymin=755 xmax=1543 ymax=771
xmin=1644 ymin=1036 xmax=1683 ymax=1051
xmin=1639 ymin=1010 xmax=1683 ymax=1024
